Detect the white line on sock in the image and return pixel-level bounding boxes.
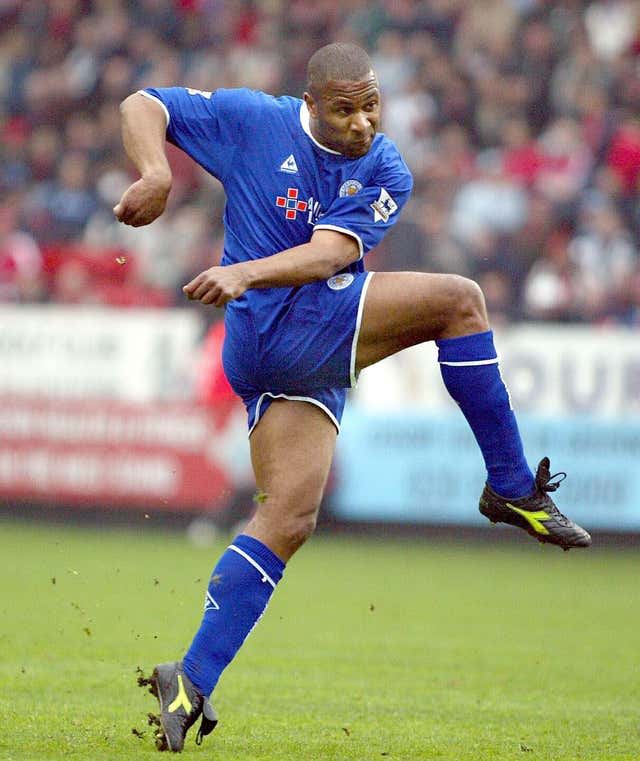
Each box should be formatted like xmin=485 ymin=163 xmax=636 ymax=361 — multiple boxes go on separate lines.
xmin=228 ymin=545 xmax=277 ymax=588
xmin=439 ymin=358 xmax=499 ymax=366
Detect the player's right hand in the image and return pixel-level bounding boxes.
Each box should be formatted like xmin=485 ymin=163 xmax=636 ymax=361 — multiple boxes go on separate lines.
xmin=113 ymin=174 xmax=171 ymax=227
xmin=183 ymin=264 xmax=250 ymax=307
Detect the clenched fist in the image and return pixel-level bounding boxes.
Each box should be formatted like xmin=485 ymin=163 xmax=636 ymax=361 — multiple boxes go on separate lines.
xmin=113 ymin=173 xmax=172 ymax=227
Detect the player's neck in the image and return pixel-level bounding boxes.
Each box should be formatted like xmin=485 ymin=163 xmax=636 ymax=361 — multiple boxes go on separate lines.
xmin=300 ymin=103 xmax=341 ymax=155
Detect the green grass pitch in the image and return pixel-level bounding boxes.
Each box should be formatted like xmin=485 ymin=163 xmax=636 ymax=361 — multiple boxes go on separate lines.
xmin=1 ymin=518 xmax=638 ymax=760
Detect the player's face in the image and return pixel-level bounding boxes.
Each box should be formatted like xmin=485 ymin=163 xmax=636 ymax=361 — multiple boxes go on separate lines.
xmin=305 ymin=73 xmax=380 ymax=159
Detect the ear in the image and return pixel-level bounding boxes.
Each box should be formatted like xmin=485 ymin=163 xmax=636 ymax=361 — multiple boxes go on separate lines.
xmin=303 ymin=91 xmax=318 ymax=118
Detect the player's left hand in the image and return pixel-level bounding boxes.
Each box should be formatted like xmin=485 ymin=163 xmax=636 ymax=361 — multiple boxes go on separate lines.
xmin=113 ymin=174 xmax=171 ymax=227
xmin=183 ymin=264 xmax=249 ymax=306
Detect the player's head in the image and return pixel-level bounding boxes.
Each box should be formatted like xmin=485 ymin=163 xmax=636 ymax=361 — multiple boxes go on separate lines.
xmin=304 ymin=42 xmax=380 ymax=159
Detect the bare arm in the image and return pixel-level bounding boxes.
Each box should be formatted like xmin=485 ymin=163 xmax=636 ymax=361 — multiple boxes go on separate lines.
xmin=113 ymin=93 xmax=173 ymax=227
xmin=183 ymin=230 xmax=361 ymax=306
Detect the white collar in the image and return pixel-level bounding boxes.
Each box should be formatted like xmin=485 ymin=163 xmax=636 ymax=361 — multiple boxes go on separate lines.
xmin=299 ymin=102 xmax=342 ymax=155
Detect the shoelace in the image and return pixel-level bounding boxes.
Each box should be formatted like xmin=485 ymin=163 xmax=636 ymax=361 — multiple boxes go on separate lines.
xmin=536 ymin=468 xmax=574 ymax=525
xmin=195 ymin=699 xmax=218 ymax=746
xmin=538 ymin=469 xmax=566 ymax=493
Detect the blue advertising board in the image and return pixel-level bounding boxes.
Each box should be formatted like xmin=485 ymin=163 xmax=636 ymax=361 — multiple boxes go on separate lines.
xmin=333 ymin=410 xmax=640 ymax=531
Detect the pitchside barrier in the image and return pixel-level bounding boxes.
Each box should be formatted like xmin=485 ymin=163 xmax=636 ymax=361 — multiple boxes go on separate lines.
xmin=334 ymin=326 xmax=640 ymax=531
xmin=0 ymin=305 xmax=251 ymax=513
xmin=333 ymin=410 xmax=640 ymax=530
xmin=1 ymin=306 xmax=638 ymax=529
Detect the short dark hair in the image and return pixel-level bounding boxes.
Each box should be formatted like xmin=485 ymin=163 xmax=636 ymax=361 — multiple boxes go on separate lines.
xmin=307 ymin=43 xmax=373 ymax=94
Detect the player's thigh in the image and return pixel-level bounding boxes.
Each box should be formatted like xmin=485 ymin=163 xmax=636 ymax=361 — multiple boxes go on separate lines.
xmin=249 ymin=398 xmax=336 ymax=515
xmin=356 ymin=271 xmax=486 ymax=371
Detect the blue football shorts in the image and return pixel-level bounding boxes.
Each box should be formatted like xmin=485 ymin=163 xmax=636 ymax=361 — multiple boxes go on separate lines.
xmin=222 ymin=271 xmax=374 ymax=434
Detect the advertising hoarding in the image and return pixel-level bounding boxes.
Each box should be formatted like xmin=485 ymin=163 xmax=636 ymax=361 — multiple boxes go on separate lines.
xmin=335 ymin=324 xmax=640 ymax=531
xmin=0 ymin=396 xmax=247 ymax=512
xmin=333 ymin=410 xmax=640 ymax=530
xmin=0 ymin=305 xmax=200 ymax=400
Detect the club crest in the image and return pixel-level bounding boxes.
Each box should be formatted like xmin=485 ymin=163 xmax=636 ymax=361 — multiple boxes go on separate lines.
xmin=327 ymin=273 xmax=355 ymax=290
xmin=339 ymin=179 xmax=363 ymax=197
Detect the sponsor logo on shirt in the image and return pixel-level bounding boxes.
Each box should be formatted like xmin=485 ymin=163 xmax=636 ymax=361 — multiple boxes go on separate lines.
xmin=279 ymin=154 xmax=298 ymax=174
xmin=370 ymin=187 xmax=398 ymax=223
xmin=339 ymin=179 xmax=363 ymax=197
xmin=275 ymin=187 xmax=308 ymax=220
xmin=327 ymin=273 xmax=355 ymax=290
xmin=274 ymin=189 xmax=323 ymax=224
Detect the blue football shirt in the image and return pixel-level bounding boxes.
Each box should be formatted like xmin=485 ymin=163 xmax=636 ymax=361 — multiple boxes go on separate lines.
xmin=140 ymin=87 xmax=413 ymax=299
xmin=140 ymin=86 xmax=413 ymax=428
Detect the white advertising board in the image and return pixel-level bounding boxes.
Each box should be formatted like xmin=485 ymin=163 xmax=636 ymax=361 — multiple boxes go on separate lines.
xmin=2 ymin=310 xmax=638 ymax=417
xmin=355 ymin=325 xmax=640 ymax=418
xmin=0 ymin=306 xmax=202 ymax=401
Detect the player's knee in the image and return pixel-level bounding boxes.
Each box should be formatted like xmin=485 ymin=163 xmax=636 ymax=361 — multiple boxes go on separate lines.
xmin=279 ymin=509 xmax=318 ymax=554
xmin=245 ymin=497 xmax=319 ymax=559
xmin=446 ymin=275 xmax=487 ymax=330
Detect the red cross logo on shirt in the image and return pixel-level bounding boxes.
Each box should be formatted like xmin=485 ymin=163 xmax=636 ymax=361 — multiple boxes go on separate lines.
xmin=275 ymin=188 xmax=308 ymax=220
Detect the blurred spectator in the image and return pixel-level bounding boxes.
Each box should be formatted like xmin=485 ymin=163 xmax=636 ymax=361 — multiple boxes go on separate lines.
xmin=534 ymin=117 xmax=592 ymax=211
xmin=606 ymin=114 xmax=640 ymax=196
xmin=516 ymin=16 xmax=557 ymax=134
xmin=568 ymin=199 xmax=637 ymax=321
xmin=454 ymin=0 xmax=518 ymax=76
xmin=499 ymin=117 xmax=544 ymax=188
xmin=550 ymin=29 xmax=608 ymax=118
xmin=618 ymin=262 xmax=640 ymax=326
xmin=584 ymin=0 xmax=638 ymax=61
xmin=382 ymin=74 xmax=436 ymax=164
xmin=449 ymin=150 xmax=528 ymax=246
xmin=371 ymin=30 xmax=415 ymax=92
xmin=339 ymin=0 xmax=387 ymax=49
xmin=0 ymin=196 xmax=45 ymax=303
xmin=523 ymin=230 xmax=579 ymax=321
xmin=25 ymin=151 xmax=98 ymax=242
xmin=477 ymin=269 xmax=517 ymax=326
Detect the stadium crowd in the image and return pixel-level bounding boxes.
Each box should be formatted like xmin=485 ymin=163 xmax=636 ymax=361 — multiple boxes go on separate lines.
xmin=2 ymin=0 xmax=640 ymax=325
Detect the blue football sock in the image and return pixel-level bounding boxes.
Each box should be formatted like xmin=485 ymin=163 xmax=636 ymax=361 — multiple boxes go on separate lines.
xmin=183 ymin=534 xmax=285 ymax=696
xmin=436 ymin=330 xmax=535 ymax=498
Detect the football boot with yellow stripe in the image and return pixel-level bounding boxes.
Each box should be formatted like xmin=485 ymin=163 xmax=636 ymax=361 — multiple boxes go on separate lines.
xmin=138 ymin=662 xmax=217 ymax=752
xmin=479 ymin=457 xmax=591 ymax=550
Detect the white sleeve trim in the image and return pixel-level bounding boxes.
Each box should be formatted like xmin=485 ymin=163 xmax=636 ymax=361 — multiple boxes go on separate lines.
xmin=313 ymin=224 xmax=364 ymax=260
xmin=137 ymin=90 xmax=170 ymax=127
